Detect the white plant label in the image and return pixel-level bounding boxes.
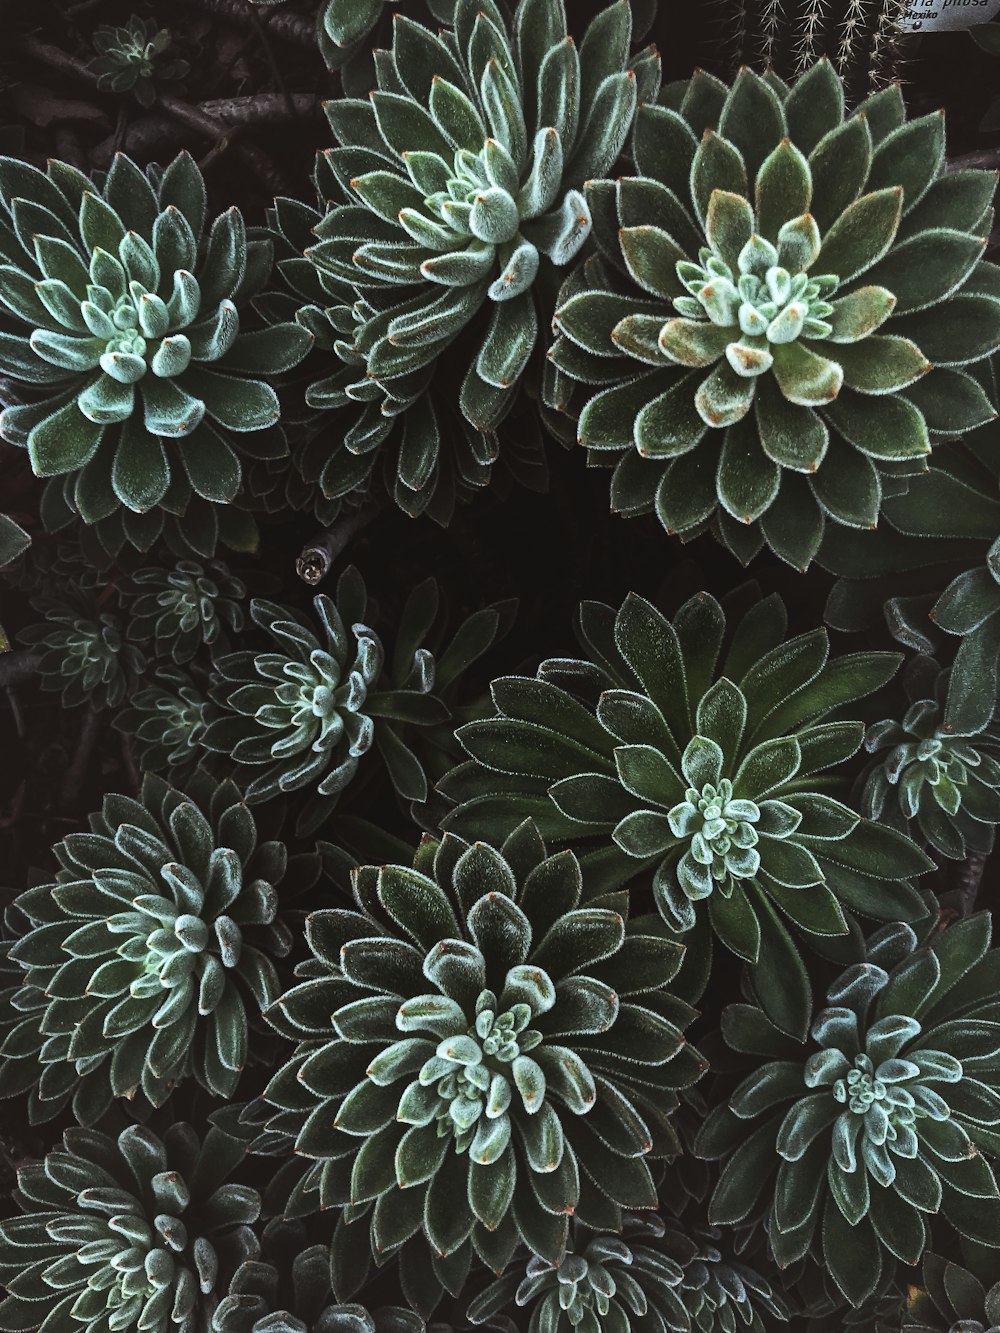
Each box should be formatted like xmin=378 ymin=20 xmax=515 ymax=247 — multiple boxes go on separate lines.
xmin=900 ymin=0 xmax=1000 ymax=32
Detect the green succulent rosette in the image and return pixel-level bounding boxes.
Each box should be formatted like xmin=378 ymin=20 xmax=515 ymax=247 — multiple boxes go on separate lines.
xmin=468 ymin=1213 xmax=788 ymax=1333
xmin=0 ymin=150 xmax=312 ymax=556
xmin=306 ymin=0 xmax=654 ymax=444
xmin=0 ymin=768 xmax=310 ymax=1123
xmin=202 ymin=567 xmax=503 ymax=833
xmin=259 ymin=162 xmax=548 ymax=527
xmin=545 ymin=60 xmax=1000 ymax=569
xmin=0 ymin=1122 xmax=259 ymax=1333
xmin=19 ymin=587 xmax=145 ymax=709
xmin=441 ymin=587 xmax=934 ymax=1037
xmin=91 ymin=15 xmax=189 ymax=107
xmin=696 ymin=916 xmax=1000 ymax=1309
xmin=113 ymin=666 xmax=212 ymax=775
xmin=241 ymin=820 xmax=704 ymax=1291
xmin=861 ymin=654 xmax=1000 ymax=860
xmin=125 ymin=558 xmax=245 ymax=665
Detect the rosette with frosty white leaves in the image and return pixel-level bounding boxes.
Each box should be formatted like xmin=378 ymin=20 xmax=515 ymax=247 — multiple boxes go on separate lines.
xmin=243 ymin=820 xmax=704 ymax=1291
xmin=468 ymin=1213 xmax=787 ymax=1333
xmin=546 ymin=60 xmax=1000 ymax=569
xmin=0 ymin=769 xmax=301 ymax=1123
xmin=0 ymin=1122 xmax=259 ymax=1333
xmin=307 ymin=0 xmax=652 ymax=437
xmin=862 ymin=654 xmax=1000 ymax=860
xmin=0 ymin=150 xmax=311 ymax=555
xmin=441 ymin=586 xmax=932 ymax=1037
xmin=697 ymin=916 xmax=1000 ymax=1309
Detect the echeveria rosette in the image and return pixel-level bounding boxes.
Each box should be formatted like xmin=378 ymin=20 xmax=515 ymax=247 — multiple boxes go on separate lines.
xmin=307 ymin=0 xmax=653 ymax=440
xmin=696 ymin=915 xmax=1000 ymax=1310
xmin=0 ymin=768 xmax=303 ymax=1124
xmin=442 ymin=588 xmax=933 ymax=1037
xmin=247 ymin=821 xmax=704 ymax=1290
xmin=213 ymin=1217 xmax=423 ymax=1333
xmin=125 ymin=558 xmax=245 ymax=665
xmin=91 ymin=15 xmax=189 ymax=108
xmin=468 ymin=1213 xmax=788 ymax=1333
xmin=19 ymin=593 xmax=145 ymax=708
xmin=0 ymin=150 xmax=312 ymax=555
xmin=113 ymin=666 xmax=212 ymax=775
xmin=861 ymin=654 xmax=1000 ymax=860
xmin=0 ymin=1122 xmax=259 ymax=1333
xmin=259 ymin=164 xmax=548 ymax=527
xmin=546 ymin=60 xmax=1000 ymax=569
xmin=201 ymin=567 xmax=456 ymax=829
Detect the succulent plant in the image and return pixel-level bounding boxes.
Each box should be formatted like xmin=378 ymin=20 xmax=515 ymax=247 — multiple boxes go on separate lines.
xmin=821 ymin=414 xmax=1000 ymax=736
xmin=307 ymin=0 xmax=654 ymax=446
xmin=201 ymin=567 xmax=491 ymax=832
xmin=242 ymin=819 xmax=703 ymax=1292
xmin=0 ymin=150 xmax=312 ymax=556
xmin=0 ymin=1122 xmax=260 ymax=1333
xmin=545 ymin=60 xmax=1000 ymax=569
xmin=260 ymin=157 xmax=548 ymax=526
xmin=125 ymin=558 xmax=245 ymax=665
xmin=468 ymin=1213 xmax=788 ymax=1333
xmin=90 ymin=15 xmax=189 ymax=107
xmin=696 ymin=915 xmax=1000 ymax=1309
xmin=441 ymin=586 xmax=932 ymax=1037
xmin=862 ymin=653 xmax=1000 ymax=860
xmin=0 ymin=768 xmax=304 ymax=1124
xmin=213 ymin=1218 xmax=423 ymax=1333
xmin=892 ymin=1251 xmax=1000 ymax=1332
xmin=113 ymin=666 xmax=213 ymax=774
xmin=19 ymin=588 xmax=145 ymax=709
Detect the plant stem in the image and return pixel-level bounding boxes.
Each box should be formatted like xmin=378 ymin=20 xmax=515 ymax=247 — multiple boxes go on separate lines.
xmin=16 ymin=33 xmax=98 ymax=84
xmin=0 ymin=652 xmax=40 ymax=688
xmin=296 ymin=510 xmax=376 ymax=586
xmin=60 ymin=705 xmax=103 ymax=810
xmin=953 ymin=852 xmax=988 ymax=916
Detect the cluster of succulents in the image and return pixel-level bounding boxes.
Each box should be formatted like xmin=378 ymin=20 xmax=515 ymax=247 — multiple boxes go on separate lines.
xmin=5 ymin=8 xmax=1000 ymax=1333
xmin=442 ymin=586 xmax=932 ymax=1036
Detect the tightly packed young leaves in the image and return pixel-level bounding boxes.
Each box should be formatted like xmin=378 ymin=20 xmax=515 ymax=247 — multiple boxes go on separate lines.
xmin=0 ymin=150 xmax=311 ymax=554
xmin=18 ymin=590 xmax=144 ymax=708
xmin=862 ymin=653 xmax=1000 ymax=860
xmin=468 ymin=1213 xmax=787 ymax=1333
xmin=0 ymin=769 xmax=305 ymax=1122
xmin=546 ymin=59 xmax=1000 ymax=568
xmin=90 ymin=15 xmax=189 ymax=107
xmin=697 ymin=915 xmax=1000 ymax=1309
xmin=0 ymin=1122 xmax=259 ymax=1333
xmin=443 ymin=586 xmax=932 ymax=1036
xmin=307 ymin=0 xmax=652 ymax=442
xmin=125 ymin=558 xmax=245 ymax=664
xmin=242 ymin=819 xmax=704 ymax=1289
xmin=114 ymin=666 xmax=212 ymax=775
xmin=203 ymin=567 xmax=503 ymax=830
